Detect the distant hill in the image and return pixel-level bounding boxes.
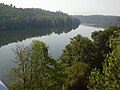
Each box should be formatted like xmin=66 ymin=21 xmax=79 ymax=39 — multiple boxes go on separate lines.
xmin=0 ymin=3 xmax=80 ymax=30
xmin=73 ymin=15 xmax=120 ymax=28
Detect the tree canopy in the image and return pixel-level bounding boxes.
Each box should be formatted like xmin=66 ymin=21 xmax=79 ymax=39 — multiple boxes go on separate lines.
xmin=60 ymin=34 xmax=96 ymax=67
xmin=88 ymin=32 xmax=120 ymax=90
xmin=9 ymin=40 xmax=65 ymax=90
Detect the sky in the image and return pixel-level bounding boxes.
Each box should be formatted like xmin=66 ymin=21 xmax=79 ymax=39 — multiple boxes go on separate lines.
xmin=0 ymin=0 xmax=120 ymax=16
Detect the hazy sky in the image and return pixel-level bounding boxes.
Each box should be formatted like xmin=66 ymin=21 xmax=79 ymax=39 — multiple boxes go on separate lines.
xmin=0 ymin=0 xmax=120 ymax=16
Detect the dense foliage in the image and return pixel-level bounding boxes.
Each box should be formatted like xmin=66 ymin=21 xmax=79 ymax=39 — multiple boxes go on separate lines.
xmin=88 ymin=32 xmax=120 ymax=90
xmin=60 ymin=34 xmax=96 ymax=68
xmin=9 ymin=41 xmax=65 ymax=90
xmin=74 ymin=15 xmax=120 ymax=28
xmin=91 ymin=26 xmax=120 ymax=70
xmin=0 ymin=3 xmax=80 ymax=30
xmin=63 ymin=62 xmax=90 ymax=90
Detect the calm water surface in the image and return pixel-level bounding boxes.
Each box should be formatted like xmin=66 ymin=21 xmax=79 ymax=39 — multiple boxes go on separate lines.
xmin=0 ymin=25 xmax=104 ymax=82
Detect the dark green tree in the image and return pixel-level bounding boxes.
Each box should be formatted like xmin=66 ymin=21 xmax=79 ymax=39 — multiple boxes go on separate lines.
xmin=88 ymin=32 xmax=120 ymax=90
xmin=63 ymin=62 xmax=90 ymax=90
xmin=91 ymin=26 xmax=120 ymax=70
xmin=60 ymin=34 xmax=96 ymax=68
xmin=60 ymin=34 xmax=97 ymax=90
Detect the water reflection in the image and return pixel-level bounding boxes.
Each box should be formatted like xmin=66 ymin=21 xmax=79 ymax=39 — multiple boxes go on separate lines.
xmin=0 ymin=25 xmax=78 ymax=47
xmin=0 ymin=25 xmax=104 ymax=83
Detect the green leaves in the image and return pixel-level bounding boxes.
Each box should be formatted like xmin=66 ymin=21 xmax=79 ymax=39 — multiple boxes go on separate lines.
xmin=62 ymin=62 xmax=90 ymax=90
xmin=88 ymin=31 xmax=120 ymax=90
xmin=61 ymin=34 xmax=96 ymax=67
xmin=10 ymin=40 xmax=65 ymax=90
xmin=60 ymin=34 xmax=96 ymax=90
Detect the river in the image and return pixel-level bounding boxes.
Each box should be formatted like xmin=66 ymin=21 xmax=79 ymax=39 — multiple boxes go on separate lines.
xmin=0 ymin=25 xmax=104 ymax=82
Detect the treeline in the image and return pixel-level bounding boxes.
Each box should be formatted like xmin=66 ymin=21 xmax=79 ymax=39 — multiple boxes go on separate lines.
xmin=9 ymin=26 xmax=120 ymax=90
xmin=0 ymin=3 xmax=80 ymax=30
xmin=74 ymin=15 xmax=120 ymax=28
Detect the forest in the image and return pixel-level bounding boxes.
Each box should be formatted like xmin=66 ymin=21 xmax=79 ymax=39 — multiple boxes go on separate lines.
xmin=9 ymin=26 xmax=120 ymax=90
xmin=74 ymin=15 xmax=120 ymax=28
xmin=0 ymin=3 xmax=80 ymax=30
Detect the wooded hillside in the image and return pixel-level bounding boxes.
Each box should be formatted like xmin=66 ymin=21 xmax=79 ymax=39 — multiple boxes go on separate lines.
xmin=0 ymin=3 xmax=80 ymax=30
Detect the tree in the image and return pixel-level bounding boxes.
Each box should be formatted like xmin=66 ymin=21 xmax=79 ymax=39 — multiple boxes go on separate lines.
xmin=60 ymin=34 xmax=96 ymax=90
xmin=63 ymin=62 xmax=90 ymax=90
xmin=88 ymin=32 xmax=120 ymax=90
xmin=91 ymin=26 xmax=120 ymax=70
xmin=60 ymin=34 xmax=96 ymax=68
xmin=9 ymin=44 xmax=31 ymax=90
xmin=9 ymin=40 xmax=65 ymax=90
